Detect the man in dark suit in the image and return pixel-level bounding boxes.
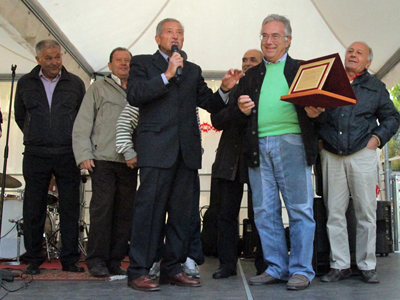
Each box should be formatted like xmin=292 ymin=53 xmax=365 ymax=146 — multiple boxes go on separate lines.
xmin=126 ymin=18 xmax=243 ymax=292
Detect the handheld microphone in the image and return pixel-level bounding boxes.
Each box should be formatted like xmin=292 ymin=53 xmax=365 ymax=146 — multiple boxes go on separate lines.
xmin=171 ymin=45 xmax=182 ymax=79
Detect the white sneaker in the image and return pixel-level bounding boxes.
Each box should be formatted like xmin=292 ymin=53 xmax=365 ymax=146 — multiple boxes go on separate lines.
xmin=149 ymin=261 xmax=160 ymax=280
xmin=182 ymin=257 xmax=200 ymax=278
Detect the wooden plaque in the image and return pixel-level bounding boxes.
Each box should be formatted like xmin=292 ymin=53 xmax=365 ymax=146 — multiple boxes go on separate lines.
xmin=281 ymin=53 xmax=357 ymax=108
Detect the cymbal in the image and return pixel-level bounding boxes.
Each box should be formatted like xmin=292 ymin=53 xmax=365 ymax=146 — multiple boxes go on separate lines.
xmin=0 ymin=173 xmax=22 ymax=188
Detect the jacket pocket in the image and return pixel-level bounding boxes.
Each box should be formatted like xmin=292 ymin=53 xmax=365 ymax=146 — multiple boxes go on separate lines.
xmin=138 ymin=123 xmax=162 ymax=133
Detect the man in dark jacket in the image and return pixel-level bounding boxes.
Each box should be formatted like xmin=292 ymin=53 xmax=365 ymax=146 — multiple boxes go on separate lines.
xmin=236 ymin=14 xmax=318 ymax=290
xmin=307 ymin=41 xmax=400 ymax=284
xmin=14 ymin=39 xmax=85 ymax=275
xmin=125 ymin=18 xmax=243 ymax=292
xmin=211 ymin=49 xmax=265 ymax=279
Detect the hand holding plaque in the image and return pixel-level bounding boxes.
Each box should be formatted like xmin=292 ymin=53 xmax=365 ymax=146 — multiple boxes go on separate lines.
xmin=281 ymin=53 xmax=356 ymax=108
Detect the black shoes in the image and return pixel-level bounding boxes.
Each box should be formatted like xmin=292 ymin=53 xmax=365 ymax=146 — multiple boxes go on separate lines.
xmin=62 ymin=262 xmax=85 ymax=273
xmin=360 ymin=270 xmax=379 ymax=283
xmin=25 ymin=263 xmax=41 ymax=275
xmin=108 ymin=266 xmax=127 ymax=276
xmin=320 ymin=268 xmax=352 ymax=282
xmin=89 ymin=264 xmax=110 ymax=277
xmin=212 ymin=268 xmax=237 ymax=279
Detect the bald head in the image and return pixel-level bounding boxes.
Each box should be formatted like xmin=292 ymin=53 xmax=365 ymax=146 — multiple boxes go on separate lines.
xmin=345 ymin=41 xmax=373 ymax=77
xmin=242 ymin=49 xmax=263 ymax=72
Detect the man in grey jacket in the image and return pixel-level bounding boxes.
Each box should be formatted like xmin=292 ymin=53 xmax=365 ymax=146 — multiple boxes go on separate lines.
xmin=73 ymin=47 xmax=138 ymax=277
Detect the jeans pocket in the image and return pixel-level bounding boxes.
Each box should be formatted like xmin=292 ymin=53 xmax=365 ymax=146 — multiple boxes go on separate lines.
xmin=280 ymin=133 xmax=303 ymax=146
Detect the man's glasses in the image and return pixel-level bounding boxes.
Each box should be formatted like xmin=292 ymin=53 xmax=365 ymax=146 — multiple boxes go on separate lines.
xmin=259 ymin=34 xmax=287 ymax=41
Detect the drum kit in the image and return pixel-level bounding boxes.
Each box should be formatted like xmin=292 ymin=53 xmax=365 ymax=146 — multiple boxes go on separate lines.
xmin=0 ymin=173 xmax=89 ymax=265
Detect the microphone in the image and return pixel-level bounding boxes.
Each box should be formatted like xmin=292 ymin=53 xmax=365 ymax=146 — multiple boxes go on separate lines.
xmin=171 ymin=45 xmax=182 ymax=80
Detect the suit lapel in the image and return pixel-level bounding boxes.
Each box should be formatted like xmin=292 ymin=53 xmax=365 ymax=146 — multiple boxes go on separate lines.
xmin=178 ymin=60 xmax=190 ymax=85
xmin=153 ymin=51 xmax=168 ymax=73
xmin=152 ymin=50 xmax=191 ymax=85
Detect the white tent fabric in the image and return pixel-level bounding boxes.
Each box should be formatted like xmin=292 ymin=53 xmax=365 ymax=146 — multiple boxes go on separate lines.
xmin=1 ymin=0 xmax=400 ymax=175
xmin=35 ymin=0 xmax=347 ymax=72
xmin=1 ymin=0 xmax=400 ymax=83
xmin=0 ymin=0 xmax=399 ymax=238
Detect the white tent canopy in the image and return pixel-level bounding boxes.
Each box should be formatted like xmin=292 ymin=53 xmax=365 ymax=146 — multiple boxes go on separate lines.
xmin=1 ymin=0 xmax=400 ymax=87
xmin=1 ymin=0 xmax=400 ymax=246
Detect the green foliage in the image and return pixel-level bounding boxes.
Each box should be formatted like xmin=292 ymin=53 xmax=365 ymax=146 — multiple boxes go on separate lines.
xmin=388 ymin=82 xmax=400 ymax=171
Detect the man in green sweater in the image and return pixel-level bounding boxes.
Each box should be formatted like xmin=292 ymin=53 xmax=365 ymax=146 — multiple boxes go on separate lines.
xmin=236 ymin=14 xmax=318 ymax=291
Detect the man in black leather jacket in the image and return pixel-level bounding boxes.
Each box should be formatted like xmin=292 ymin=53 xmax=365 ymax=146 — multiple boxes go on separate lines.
xmin=211 ymin=49 xmax=266 ymax=279
xmin=14 ymin=39 xmax=85 ymax=275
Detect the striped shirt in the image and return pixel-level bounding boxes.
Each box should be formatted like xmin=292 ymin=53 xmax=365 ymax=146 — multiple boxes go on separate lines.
xmin=115 ymin=104 xmax=140 ymax=161
xmin=115 ymin=104 xmax=202 ymax=160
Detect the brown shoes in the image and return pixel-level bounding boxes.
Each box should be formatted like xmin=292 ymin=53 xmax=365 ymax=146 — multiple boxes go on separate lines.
xmin=248 ymin=272 xmax=280 ymax=285
xmin=287 ymin=274 xmax=310 ymax=290
xmin=320 ymin=268 xmax=352 ymax=282
xmin=127 ymin=275 xmax=160 ymax=292
xmin=128 ymin=272 xmax=200 ymax=292
xmin=160 ymin=272 xmax=201 ymax=287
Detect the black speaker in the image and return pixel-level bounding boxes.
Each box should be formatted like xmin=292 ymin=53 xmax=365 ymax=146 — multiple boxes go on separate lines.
xmin=376 ymin=201 xmax=393 ymax=256
xmin=242 ymin=218 xmax=255 ymax=258
xmin=313 ymin=197 xmax=357 ymax=276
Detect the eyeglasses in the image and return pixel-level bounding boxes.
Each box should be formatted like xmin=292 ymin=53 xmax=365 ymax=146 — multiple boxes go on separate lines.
xmin=259 ymin=34 xmax=287 ymax=41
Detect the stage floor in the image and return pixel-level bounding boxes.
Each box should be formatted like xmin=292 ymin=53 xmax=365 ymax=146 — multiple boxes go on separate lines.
xmin=2 ymin=254 xmax=400 ymax=300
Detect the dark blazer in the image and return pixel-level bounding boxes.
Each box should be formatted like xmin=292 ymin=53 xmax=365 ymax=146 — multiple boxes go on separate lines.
xmin=211 ymin=85 xmax=249 ymax=183
xmin=233 ymin=55 xmax=319 ymax=167
xmin=127 ymin=51 xmax=226 ymax=169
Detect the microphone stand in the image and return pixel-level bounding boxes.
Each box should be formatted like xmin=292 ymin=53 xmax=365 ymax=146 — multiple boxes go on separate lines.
xmin=0 ymin=65 xmax=21 ymax=275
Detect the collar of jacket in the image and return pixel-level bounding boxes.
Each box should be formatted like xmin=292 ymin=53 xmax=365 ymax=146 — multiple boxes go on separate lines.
xmin=27 ymin=64 xmax=72 ymax=82
xmin=152 ymin=50 xmax=189 ymax=85
xmin=352 ymin=70 xmax=380 ymax=91
xmin=104 ymin=74 xmax=127 ymax=96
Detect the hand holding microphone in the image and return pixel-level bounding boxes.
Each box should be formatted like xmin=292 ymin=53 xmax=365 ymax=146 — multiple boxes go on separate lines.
xmin=171 ymin=45 xmax=183 ymax=80
xmin=165 ymin=45 xmax=184 ymax=81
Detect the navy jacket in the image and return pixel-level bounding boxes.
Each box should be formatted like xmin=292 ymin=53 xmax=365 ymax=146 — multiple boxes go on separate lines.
xmin=127 ymin=51 xmax=226 ymax=170
xmin=316 ymin=71 xmax=400 ymax=155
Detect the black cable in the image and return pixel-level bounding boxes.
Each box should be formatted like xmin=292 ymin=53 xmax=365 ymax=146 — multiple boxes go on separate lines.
xmin=0 ymin=271 xmax=33 ymax=299
xmin=0 ymin=223 xmax=16 ymax=239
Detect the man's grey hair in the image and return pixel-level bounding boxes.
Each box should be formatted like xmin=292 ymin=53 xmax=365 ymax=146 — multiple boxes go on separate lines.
xmin=261 ymin=14 xmax=292 ymax=38
xmin=156 ymin=18 xmax=184 ymax=36
xmin=346 ymin=41 xmax=373 ymax=62
xmin=35 ymin=39 xmax=61 ymax=57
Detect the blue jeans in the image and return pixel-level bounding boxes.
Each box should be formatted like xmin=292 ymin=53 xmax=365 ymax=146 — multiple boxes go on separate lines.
xmin=249 ymin=134 xmax=315 ymax=281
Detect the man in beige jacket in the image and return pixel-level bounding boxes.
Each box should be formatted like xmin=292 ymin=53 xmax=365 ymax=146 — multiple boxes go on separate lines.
xmin=73 ymin=47 xmax=138 ymax=277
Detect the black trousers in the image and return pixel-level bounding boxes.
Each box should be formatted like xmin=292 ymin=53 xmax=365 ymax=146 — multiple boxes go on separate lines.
xmin=215 ymin=177 xmax=244 ymax=271
xmin=186 ymin=174 xmax=204 ymax=265
xmin=127 ymin=156 xmax=197 ymax=280
xmin=154 ymin=173 xmax=204 ymax=265
xmin=85 ymin=160 xmax=137 ymax=269
xmin=22 ymin=152 xmax=80 ymax=266
xmin=213 ymin=177 xmax=267 ymax=274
